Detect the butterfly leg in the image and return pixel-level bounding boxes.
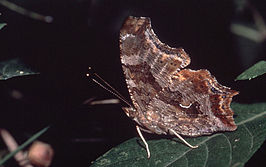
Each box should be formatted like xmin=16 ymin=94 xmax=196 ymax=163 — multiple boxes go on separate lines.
xmin=138 ymin=126 xmax=154 ymax=134
xmin=136 ymin=125 xmax=151 ymax=158
xmin=169 ymin=129 xmax=198 ymax=149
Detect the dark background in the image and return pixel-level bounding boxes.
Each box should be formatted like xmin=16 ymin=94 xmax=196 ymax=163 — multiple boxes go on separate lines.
xmin=0 ymin=0 xmax=265 ymax=166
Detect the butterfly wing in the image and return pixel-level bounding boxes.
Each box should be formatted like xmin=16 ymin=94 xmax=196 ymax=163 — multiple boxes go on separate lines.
xmin=120 ymin=16 xmax=238 ymax=136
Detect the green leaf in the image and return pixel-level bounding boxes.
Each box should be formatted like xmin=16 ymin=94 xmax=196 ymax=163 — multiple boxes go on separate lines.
xmin=0 ymin=126 xmax=49 ymax=165
xmin=90 ymin=103 xmax=266 ymax=167
xmin=0 ymin=58 xmax=39 ymax=80
xmin=236 ymin=61 xmax=266 ymax=80
xmin=0 ymin=23 xmax=7 ymax=30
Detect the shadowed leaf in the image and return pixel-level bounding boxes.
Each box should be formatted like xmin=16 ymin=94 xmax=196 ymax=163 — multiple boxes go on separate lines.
xmin=0 ymin=58 xmax=39 ymax=80
xmin=0 ymin=23 xmax=7 ymax=30
xmin=236 ymin=61 xmax=266 ymax=80
xmin=90 ymin=103 xmax=266 ymax=167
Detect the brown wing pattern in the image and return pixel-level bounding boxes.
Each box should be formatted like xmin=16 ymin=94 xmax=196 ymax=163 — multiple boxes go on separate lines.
xmin=120 ymin=16 xmax=238 ymax=137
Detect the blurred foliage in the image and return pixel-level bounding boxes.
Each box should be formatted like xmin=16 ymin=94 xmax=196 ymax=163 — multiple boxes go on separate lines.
xmin=236 ymin=60 xmax=266 ymax=80
xmin=0 ymin=0 xmax=52 ymax=23
xmin=0 ymin=126 xmax=49 ymax=166
xmin=0 ymin=23 xmax=6 ymax=30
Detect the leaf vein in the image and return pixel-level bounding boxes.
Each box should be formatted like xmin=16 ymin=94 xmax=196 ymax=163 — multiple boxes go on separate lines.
xmin=236 ymin=111 xmax=266 ymax=125
xmin=184 ymin=155 xmax=188 ymax=167
xmin=243 ymin=124 xmax=254 ymax=152
xmin=165 ymin=134 xmax=222 ymax=167
xmin=221 ymin=134 xmax=232 ymax=166
xmin=202 ymin=143 xmax=208 ymax=167
xmin=165 ymin=149 xmax=190 ymax=167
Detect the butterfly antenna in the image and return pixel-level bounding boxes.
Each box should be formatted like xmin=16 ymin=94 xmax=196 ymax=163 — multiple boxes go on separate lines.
xmin=87 ymin=67 xmax=133 ymax=108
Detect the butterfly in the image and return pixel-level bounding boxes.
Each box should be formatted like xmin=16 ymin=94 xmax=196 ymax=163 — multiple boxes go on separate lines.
xmin=119 ymin=16 xmax=238 ymax=158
